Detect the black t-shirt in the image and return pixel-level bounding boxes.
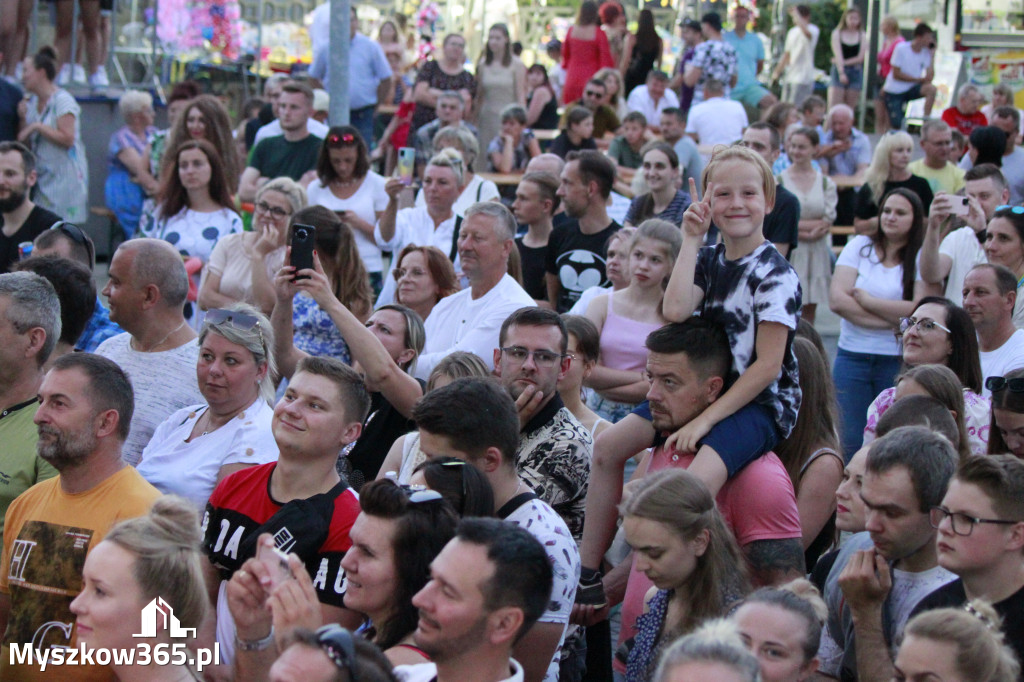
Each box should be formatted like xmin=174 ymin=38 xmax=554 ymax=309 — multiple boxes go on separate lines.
xmin=911 ymin=579 xmax=1024 ymax=680
xmin=0 ymin=79 xmax=22 ymax=143
xmin=545 ymin=218 xmax=622 ymax=312
xmin=341 ymin=384 xmax=423 ymax=491
xmin=548 ymin=133 xmax=597 ymax=160
xmin=764 ymin=185 xmax=801 ymax=257
xmin=516 ymin=237 xmax=549 ymax=301
xmin=854 ymin=176 xmax=934 ymax=221
xmin=0 ymin=204 xmax=63 ymax=273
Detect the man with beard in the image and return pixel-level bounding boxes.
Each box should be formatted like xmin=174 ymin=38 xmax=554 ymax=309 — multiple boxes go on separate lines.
xmin=396 ymin=518 xmax=554 ymax=682
xmin=546 ymin=151 xmax=621 ymax=312
xmin=0 ymin=142 xmax=61 ymax=273
xmin=494 ymin=307 xmax=591 ymax=540
xmin=412 ymin=379 xmax=580 ymax=682
xmin=0 ymin=353 xmax=160 ymax=680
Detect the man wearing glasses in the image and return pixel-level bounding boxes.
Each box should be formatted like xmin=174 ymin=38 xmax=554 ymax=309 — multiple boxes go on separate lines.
xmin=0 ymin=141 xmax=61 ymax=273
xmin=494 ymin=307 xmax=591 ymax=541
xmin=908 ymin=455 xmax=1024 ymax=668
xmin=817 ymin=426 xmax=958 ymax=682
xmin=559 ymin=79 xmax=621 ymax=149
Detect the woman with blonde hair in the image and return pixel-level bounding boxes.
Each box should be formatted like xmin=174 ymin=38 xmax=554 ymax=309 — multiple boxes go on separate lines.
xmin=875 ymin=16 xmax=905 ymax=133
xmin=733 ymin=579 xmax=826 ymax=682
xmin=621 ymin=468 xmax=750 ymax=681
xmin=853 ymin=131 xmax=933 ymax=235
xmin=896 ymin=600 xmax=1020 ymax=682
xmin=828 ymin=7 xmax=867 ymax=110
xmin=70 ymin=496 xmax=208 ymax=681
xmin=417 ymin=126 xmax=501 ymax=213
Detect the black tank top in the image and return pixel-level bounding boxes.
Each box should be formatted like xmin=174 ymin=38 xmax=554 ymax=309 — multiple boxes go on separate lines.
xmin=841 ymin=38 xmax=860 ymax=60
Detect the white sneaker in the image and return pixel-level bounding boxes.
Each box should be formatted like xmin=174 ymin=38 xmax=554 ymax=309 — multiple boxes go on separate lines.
xmin=72 ymin=64 xmax=86 ymax=82
xmin=90 ymin=66 xmax=109 ymax=88
xmin=57 ymin=64 xmax=72 ymax=85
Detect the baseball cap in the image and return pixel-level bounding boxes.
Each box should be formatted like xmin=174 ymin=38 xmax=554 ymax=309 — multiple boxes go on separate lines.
xmin=679 ymin=18 xmax=701 ymax=31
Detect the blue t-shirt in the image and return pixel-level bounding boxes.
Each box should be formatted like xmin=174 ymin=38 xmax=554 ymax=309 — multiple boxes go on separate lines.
xmin=694 ymin=241 xmax=802 ymax=438
xmin=723 ymin=30 xmax=764 ymax=92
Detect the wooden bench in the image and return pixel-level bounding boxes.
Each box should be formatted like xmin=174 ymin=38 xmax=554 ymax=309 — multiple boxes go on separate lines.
xmin=830 ymin=224 xmax=856 ymax=255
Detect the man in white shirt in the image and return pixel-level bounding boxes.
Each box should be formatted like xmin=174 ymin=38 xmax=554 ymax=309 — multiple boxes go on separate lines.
xmin=882 ymin=23 xmax=936 ymax=132
xmin=625 ymin=70 xmax=679 ymax=135
xmin=685 ymin=78 xmax=747 ymax=151
xmin=920 ymin=164 xmax=1009 ymax=304
xmin=411 ymin=378 xmax=579 ymax=682
xmin=962 ymin=263 xmax=1024 ymax=395
xmin=415 ymin=202 xmax=535 ymax=379
xmin=771 ymin=5 xmax=820 ymax=109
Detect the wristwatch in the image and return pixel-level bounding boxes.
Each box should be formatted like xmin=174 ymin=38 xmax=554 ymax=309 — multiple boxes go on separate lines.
xmin=236 ymin=627 xmax=275 ymax=651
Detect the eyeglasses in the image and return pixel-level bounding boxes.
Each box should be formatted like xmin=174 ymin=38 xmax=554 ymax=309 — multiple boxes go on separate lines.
xmin=985 ymin=375 xmax=1024 ymax=393
xmin=50 ymin=221 xmax=95 ymax=267
xmin=995 ymin=205 xmax=1024 ymax=215
xmin=327 ymin=132 xmax=357 ymax=148
xmin=929 ymin=506 xmax=1021 ymax=536
xmin=898 ymin=316 xmax=951 ymax=335
xmin=204 ymin=308 xmax=266 ymax=355
xmin=584 ymin=90 xmax=603 ymax=98
xmin=392 ymin=267 xmax=427 ymax=280
xmin=255 ymin=201 xmax=291 ymax=219
xmin=500 ymin=346 xmax=565 ymax=368
xmin=315 ymin=625 xmax=359 ymax=680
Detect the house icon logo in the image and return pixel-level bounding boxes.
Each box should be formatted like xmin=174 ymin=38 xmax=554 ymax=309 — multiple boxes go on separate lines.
xmin=133 ymin=597 xmax=197 ymax=638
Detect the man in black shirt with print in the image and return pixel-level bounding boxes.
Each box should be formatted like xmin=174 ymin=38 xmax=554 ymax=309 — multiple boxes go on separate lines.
xmin=0 ymin=142 xmax=61 ymax=273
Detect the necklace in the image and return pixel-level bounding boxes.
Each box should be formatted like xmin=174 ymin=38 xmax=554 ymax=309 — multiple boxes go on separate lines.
xmin=332 ymin=177 xmax=359 ymax=188
xmin=131 ymin=321 xmax=186 ymax=352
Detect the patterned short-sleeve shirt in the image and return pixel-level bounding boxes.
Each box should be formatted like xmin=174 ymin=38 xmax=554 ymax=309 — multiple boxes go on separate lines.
xmin=689 ymin=40 xmax=738 ymax=102
xmin=694 ymin=241 xmax=802 ymax=437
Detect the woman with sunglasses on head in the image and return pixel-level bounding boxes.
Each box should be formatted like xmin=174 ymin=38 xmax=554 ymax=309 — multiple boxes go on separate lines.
xmin=988 ymin=368 xmax=1024 ymax=457
xmin=139 ymin=138 xmax=242 ymax=325
xmin=273 ymin=251 xmax=425 ymax=488
xmin=985 ymin=205 xmax=1024 ymax=329
xmin=829 ymin=187 xmax=935 ymax=457
xmin=307 ymin=126 xmax=390 ymax=295
xmin=391 ymin=244 xmax=459 ymax=323
xmin=271 ymin=625 xmax=399 ymax=682
xmin=200 ymin=177 xmax=307 ymax=314
xmin=859 ymin=297 xmax=987 ymax=454
xmin=137 ymin=303 xmax=279 ymax=508
xmin=408 ymin=456 xmax=495 ymax=517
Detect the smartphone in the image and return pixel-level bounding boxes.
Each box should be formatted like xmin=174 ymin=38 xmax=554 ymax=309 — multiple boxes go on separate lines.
xmin=290 ymin=223 xmax=316 ymax=280
xmin=949 ymin=196 xmax=971 ymax=216
xmin=256 ymin=542 xmax=293 ymax=590
xmin=398 ymin=147 xmax=415 ymax=185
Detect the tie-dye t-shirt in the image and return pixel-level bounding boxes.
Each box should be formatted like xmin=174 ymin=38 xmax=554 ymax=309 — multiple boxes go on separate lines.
xmin=694 ymin=240 xmax=802 ymax=438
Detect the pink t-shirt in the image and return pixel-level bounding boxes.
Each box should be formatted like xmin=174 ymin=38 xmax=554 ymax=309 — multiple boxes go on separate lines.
xmin=615 ymin=445 xmax=802 ymax=667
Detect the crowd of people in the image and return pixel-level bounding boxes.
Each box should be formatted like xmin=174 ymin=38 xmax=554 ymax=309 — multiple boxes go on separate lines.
xmin=1 ymin=2 xmax=1024 ymax=682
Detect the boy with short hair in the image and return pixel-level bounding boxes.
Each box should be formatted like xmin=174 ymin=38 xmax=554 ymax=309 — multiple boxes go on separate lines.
xmin=609 ymin=111 xmax=647 ymax=193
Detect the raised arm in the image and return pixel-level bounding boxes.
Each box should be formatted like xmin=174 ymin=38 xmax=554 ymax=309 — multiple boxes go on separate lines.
xmin=663 ymin=177 xmax=709 ymax=320
xmin=919 ymin=194 xmax=955 ymax=285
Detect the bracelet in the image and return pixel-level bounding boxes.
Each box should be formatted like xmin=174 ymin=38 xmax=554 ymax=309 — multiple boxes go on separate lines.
xmin=236 ymin=627 xmax=275 ymax=651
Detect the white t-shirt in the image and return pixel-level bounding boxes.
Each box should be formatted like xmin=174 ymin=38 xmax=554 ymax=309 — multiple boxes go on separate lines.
xmin=884 ymin=42 xmax=933 ymax=95
xmin=685 ymin=97 xmax=748 ymax=150
xmin=938 ymin=226 xmax=986 ymax=305
xmin=887 ymin=565 xmax=958 ymax=655
xmin=782 ymin=23 xmax=820 ymax=85
xmin=504 ymin=497 xmax=580 ymax=682
xmin=307 ymin=172 xmax=390 ymax=273
xmin=416 ymin=274 xmax=536 ymax=379
xmin=397 ymin=659 xmax=525 ymax=682
xmin=253 ymin=117 xmax=329 ymax=147
xmin=373 ymin=207 xmax=460 ymax=308
xmin=414 ymin=174 xmax=501 ymax=216
xmin=625 ymin=85 xmax=681 ymax=125
xmin=835 ymin=234 xmax=920 ymax=356
xmin=95 ymin=333 xmax=205 ymax=466
xmin=981 ymin=329 xmax=1024 ymax=396
xmin=136 ymin=399 xmax=279 ymax=509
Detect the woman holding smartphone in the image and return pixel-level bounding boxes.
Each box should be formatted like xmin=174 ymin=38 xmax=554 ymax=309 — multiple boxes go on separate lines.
xmin=306 ymin=126 xmax=390 ymax=295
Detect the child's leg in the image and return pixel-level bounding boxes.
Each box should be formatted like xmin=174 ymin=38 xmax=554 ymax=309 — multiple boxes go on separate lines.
xmin=688 ymin=402 xmax=779 ymax=497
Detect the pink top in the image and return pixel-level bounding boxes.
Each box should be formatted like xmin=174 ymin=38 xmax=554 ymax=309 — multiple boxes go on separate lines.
xmin=613 ymin=444 xmax=803 ymax=672
xmin=598 ymin=294 xmax=662 ymax=372
xmin=562 ymin=25 xmax=615 ymax=104
xmin=877 ymin=35 xmax=905 ymax=78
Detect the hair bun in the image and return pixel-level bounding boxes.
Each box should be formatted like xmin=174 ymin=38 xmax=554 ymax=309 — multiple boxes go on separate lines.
xmin=148 ymin=495 xmax=203 ymax=548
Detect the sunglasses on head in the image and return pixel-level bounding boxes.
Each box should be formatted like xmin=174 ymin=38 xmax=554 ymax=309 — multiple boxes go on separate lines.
xmin=50 ymin=221 xmax=95 ymax=267
xmin=315 ymin=625 xmax=360 ymax=680
xmin=986 ymin=376 xmax=1024 ymax=393
xmin=327 ymin=133 xmax=357 ymax=148
xmin=995 ymin=205 xmax=1024 ymax=215
xmin=203 ymin=308 xmax=266 ymax=354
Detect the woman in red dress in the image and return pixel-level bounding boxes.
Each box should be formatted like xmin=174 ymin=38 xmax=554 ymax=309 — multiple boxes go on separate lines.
xmin=562 ymin=0 xmax=615 ymax=105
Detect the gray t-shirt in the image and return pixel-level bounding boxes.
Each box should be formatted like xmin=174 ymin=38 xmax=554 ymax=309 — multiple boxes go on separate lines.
xmin=96 ymin=333 xmax=204 ymax=466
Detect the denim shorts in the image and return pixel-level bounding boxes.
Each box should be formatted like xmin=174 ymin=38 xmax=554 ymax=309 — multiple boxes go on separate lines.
xmin=831 ymin=64 xmax=864 ymax=90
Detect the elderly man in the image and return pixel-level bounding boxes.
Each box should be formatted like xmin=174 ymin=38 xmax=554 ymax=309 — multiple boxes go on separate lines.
xmin=413 ymin=91 xmax=478 ymax=175
xmin=942 ymin=83 xmax=987 ymax=137
xmin=415 ymin=202 xmax=535 ymax=379
xmin=626 ymin=70 xmax=679 ymax=134
xmin=821 ymin=104 xmax=871 ymax=225
xmin=96 ymin=238 xmax=203 ymax=465
xmin=961 ymin=264 xmax=1024 ymax=394
xmin=725 ymin=4 xmax=776 ymax=115
xmin=909 ymin=119 xmax=965 ymax=196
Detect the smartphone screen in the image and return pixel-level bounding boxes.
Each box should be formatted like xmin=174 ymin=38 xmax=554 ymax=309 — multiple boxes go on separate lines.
xmin=398 ymin=147 xmax=415 ymax=185
xmin=256 ymin=542 xmax=293 ymax=591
